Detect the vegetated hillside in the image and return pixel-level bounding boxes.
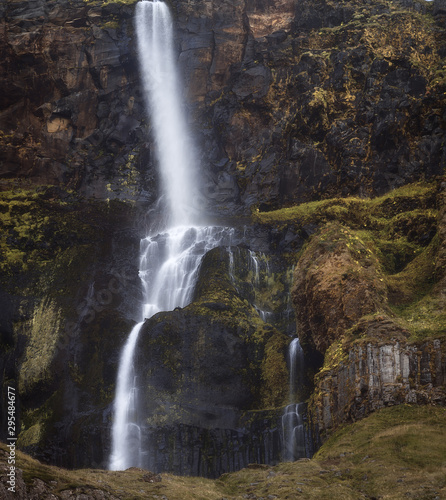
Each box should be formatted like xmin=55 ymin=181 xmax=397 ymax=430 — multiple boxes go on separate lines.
xmin=1 ymin=405 xmax=445 ymax=499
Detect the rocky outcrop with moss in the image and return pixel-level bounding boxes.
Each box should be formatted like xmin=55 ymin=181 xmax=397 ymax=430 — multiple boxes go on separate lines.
xmin=0 ymin=187 xmax=142 ymax=467
xmin=1 ymin=0 xmax=153 ymax=200
xmin=175 ymin=0 xmax=446 ymax=213
xmin=284 ymin=180 xmax=446 ymax=438
xmin=129 ymin=246 xmax=294 ymax=475
xmin=312 ymin=338 xmax=446 ymax=438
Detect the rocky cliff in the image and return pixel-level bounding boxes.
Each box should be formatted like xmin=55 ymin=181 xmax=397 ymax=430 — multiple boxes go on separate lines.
xmin=0 ymin=0 xmax=445 ymax=477
xmin=2 ymin=0 xmax=445 ymax=211
xmin=290 ymin=181 xmax=446 ymax=437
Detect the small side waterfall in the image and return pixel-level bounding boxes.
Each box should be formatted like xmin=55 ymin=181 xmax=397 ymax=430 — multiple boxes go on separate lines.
xmin=281 ymin=338 xmax=308 ymax=461
xmin=288 ymin=337 xmax=304 ymax=401
xmin=226 ymin=248 xmax=295 ymax=332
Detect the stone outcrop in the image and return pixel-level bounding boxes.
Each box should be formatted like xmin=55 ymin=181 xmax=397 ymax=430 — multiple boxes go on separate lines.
xmin=290 ymin=180 xmax=446 ymax=441
xmin=1 ymin=0 xmax=445 ymax=214
xmin=177 ymin=0 xmax=446 ymax=213
xmin=131 ymin=245 xmax=292 ymax=475
xmin=292 ymin=222 xmax=389 ymax=354
xmin=311 ymin=338 xmax=446 ymax=438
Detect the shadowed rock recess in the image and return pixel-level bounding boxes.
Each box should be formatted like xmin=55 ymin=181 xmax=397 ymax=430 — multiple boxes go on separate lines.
xmin=0 ymin=0 xmax=445 ymax=482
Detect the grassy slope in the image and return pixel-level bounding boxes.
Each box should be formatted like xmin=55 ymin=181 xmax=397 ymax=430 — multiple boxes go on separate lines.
xmin=1 ymin=405 xmax=445 ymax=499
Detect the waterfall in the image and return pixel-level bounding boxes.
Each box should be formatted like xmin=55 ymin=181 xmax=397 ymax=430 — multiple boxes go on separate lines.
xmin=109 ymin=0 xmax=233 ymax=470
xmin=109 ymin=322 xmax=144 ymax=470
xmin=135 ymin=0 xmax=199 ymax=226
xmin=288 ymin=337 xmax=304 ymax=402
xmin=281 ymin=338 xmax=307 ymax=461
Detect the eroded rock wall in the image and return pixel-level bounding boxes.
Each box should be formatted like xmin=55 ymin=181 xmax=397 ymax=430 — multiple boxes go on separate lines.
xmin=290 ymin=181 xmax=446 ymax=441
xmin=2 ymin=0 xmax=445 ymax=213
xmin=1 ymin=0 xmax=155 ymax=200
xmin=311 ymin=339 xmax=446 ymax=438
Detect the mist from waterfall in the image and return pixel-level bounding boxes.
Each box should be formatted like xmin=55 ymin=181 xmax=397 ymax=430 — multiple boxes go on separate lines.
xmin=109 ymin=0 xmax=232 ymax=471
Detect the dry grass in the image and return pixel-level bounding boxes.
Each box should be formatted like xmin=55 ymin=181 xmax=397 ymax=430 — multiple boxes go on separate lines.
xmin=2 ymin=405 xmax=445 ymax=499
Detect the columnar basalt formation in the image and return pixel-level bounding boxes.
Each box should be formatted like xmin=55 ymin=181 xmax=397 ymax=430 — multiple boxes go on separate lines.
xmin=311 ymin=338 xmax=446 ymax=438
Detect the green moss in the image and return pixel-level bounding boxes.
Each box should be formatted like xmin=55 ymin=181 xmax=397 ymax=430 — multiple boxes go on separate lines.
xmin=317 ymin=404 xmax=446 ymax=468
xmin=17 ymin=423 xmax=43 ymax=448
xmin=4 ymin=405 xmax=446 ymax=499
xmin=259 ymin=333 xmax=289 ymax=408
xmin=259 ymin=181 xmax=444 ymax=343
xmin=18 ymin=300 xmax=62 ymax=397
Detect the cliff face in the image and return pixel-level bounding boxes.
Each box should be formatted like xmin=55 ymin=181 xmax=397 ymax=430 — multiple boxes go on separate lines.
xmin=290 ymin=183 xmax=446 ymax=437
xmin=312 ymin=339 xmax=446 ymax=438
xmin=0 ymin=0 xmax=445 ymax=476
xmin=2 ymin=0 xmax=445 ymax=211
xmin=174 ymin=0 xmax=446 ymax=213
xmin=1 ymin=0 xmax=154 ymax=200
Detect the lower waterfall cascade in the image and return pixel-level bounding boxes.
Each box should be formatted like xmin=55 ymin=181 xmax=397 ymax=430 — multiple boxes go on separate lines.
xmin=109 ymin=226 xmax=234 ymax=470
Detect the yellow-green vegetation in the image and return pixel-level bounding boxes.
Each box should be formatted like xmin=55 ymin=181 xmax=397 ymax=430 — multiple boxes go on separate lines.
xmin=255 ymin=180 xmax=445 ymax=342
xmin=239 ymin=0 xmax=445 ymax=178
xmin=259 ymin=333 xmax=289 ymax=408
xmin=0 ymin=186 xmax=93 ymax=278
xmin=311 ymin=2 xmax=445 ymax=92
xmin=0 ymin=186 xmax=138 ymax=458
xmin=18 ymin=299 xmax=62 ymax=396
xmin=3 ymin=405 xmax=445 ymax=499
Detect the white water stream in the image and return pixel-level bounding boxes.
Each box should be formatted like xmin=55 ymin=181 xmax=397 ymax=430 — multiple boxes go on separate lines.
xmin=282 ymin=338 xmax=307 ymax=461
xmin=109 ymin=0 xmax=232 ymax=470
xmin=135 ymin=0 xmax=199 ymax=226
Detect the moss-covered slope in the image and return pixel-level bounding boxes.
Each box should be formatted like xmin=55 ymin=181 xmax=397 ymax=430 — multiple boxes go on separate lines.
xmin=1 ymin=405 xmax=445 ymax=499
xmin=255 ymin=178 xmax=446 ymax=438
xmin=0 ymin=186 xmax=142 ymax=468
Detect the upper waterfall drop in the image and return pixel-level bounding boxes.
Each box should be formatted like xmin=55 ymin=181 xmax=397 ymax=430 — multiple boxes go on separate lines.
xmin=135 ymin=0 xmax=200 ymax=227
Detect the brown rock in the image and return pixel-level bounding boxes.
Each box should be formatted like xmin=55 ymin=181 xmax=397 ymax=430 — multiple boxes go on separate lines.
xmin=292 ymin=222 xmax=388 ymax=354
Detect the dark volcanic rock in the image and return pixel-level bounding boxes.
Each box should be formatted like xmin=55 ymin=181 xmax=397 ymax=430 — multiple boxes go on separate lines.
xmin=1 ymin=0 xmax=445 ymax=477
xmin=311 ymin=337 xmax=446 ymax=439
xmin=1 ymin=0 xmax=445 ymax=213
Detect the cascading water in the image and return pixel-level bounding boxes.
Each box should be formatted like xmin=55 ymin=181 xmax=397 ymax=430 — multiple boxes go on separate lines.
xmin=281 ymin=338 xmax=308 ymax=461
xmin=135 ymin=0 xmax=199 ymax=226
xmin=109 ymin=0 xmax=233 ymax=471
xmin=109 ymin=322 xmax=144 ymax=470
